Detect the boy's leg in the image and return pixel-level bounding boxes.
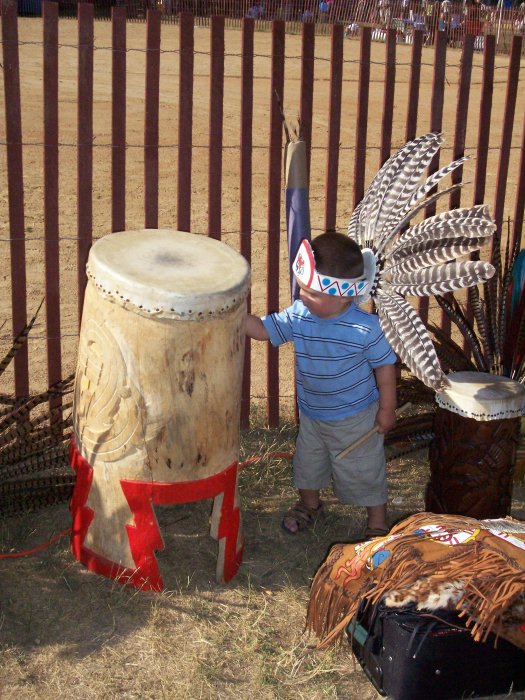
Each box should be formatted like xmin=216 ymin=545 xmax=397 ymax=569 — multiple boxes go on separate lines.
xmin=282 ymin=414 xmax=331 ymax=533
xmin=298 ymin=488 xmax=321 ymax=510
xmin=366 ymin=503 xmax=388 ymax=532
xmin=326 ymin=405 xmax=388 ymax=534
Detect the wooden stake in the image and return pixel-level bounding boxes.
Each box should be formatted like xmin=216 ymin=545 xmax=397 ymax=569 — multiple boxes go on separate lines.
xmin=336 ymin=402 xmax=413 ymax=460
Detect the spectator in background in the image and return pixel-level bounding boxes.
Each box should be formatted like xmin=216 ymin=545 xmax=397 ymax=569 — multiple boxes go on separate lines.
xmin=516 ymin=1 xmax=525 ymax=33
xmin=378 ymin=0 xmax=392 ymax=26
xmin=246 ymin=2 xmax=265 ymax=17
xmin=440 ymin=0 xmax=452 ymax=34
xmin=464 ymin=0 xmax=483 ymax=36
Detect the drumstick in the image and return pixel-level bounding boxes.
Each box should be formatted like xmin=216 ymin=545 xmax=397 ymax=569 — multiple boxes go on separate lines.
xmin=336 ymin=402 xmax=412 ymax=460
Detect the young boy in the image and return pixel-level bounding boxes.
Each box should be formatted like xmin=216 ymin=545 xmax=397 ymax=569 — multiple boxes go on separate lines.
xmin=245 ymin=232 xmax=397 ymax=537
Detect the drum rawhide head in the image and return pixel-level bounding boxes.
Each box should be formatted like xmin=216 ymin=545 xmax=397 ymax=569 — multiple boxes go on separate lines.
xmin=86 ymin=229 xmax=251 ymax=321
xmin=347 ymin=133 xmax=496 ymax=391
xmin=435 ymin=371 xmax=525 ymax=421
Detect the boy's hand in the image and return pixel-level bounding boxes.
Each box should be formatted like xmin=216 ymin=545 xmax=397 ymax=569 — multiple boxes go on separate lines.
xmin=375 ymin=406 xmax=396 ymax=434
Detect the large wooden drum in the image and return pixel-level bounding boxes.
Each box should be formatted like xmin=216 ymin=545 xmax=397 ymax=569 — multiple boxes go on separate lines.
xmin=426 ymin=371 xmax=525 ymax=519
xmin=69 ymin=229 xmax=250 ymax=590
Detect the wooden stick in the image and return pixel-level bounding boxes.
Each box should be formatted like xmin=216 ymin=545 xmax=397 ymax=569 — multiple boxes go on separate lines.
xmin=336 ymin=402 xmax=413 ymax=460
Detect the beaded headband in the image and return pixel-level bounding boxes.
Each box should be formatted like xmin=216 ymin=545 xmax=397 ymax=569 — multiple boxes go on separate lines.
xmin=292 ymin=239 xmax=373 ymax=298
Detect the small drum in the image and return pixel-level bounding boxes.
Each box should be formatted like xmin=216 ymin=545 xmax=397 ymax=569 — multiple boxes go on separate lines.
xmin=69 ymin=229 xmax=250 ymax=590
xmin=426 ymin=371 xmax=525 ymax=519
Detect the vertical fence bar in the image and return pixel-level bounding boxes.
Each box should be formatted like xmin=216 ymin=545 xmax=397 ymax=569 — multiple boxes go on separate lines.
xmin=440 ymin=33 xmax=474 ymax=335
xmin=511 ymin=107 xmax=525 ymax=254
xmin=111 ymin=5 xmax=126 ymax=233
xmin=492 ymin=34 xmax=522 ymax=259
xmin=427 ymin=30 xmax=447 ymax=199
xmin=77 ymin=1 xmax=94 ymax=325
xmin=353 ymin=26 xmax=371 ymax=208
xmin=266 ymin=20 xmax=285 ymax=428
xmin=486 ymin=36 xmax=522 ymax=370
xmin=449 ymin=35 xmax=473 ymax=212
xmin=300 ymin=21 xmax=315 ymax=182
xmin=240 ymin=17 xmax=254 ymax=429
xmin=418 ymin=29 xmax=446 ymax=326
xmin=380 ymin=26 xmax=396 ymax=167
xmin=473 ymin=34 xmax=495 ymax=207
xmin=177 ymin=12 xmax=194 ymax=233
xmin=144 ymin=9 xmax=161 ymax=229
xmin=1 ymin=0 xmax=28 ymax=397
xmin=297 ymin=19 xmax=315 ymax=426
xmin=324 ymin=23 xmax=343 ymax=232
xmin=463 ymin=34 xmax=495 ymax=354
xmin=208 ymin=15 xmax=225 ymax=240
xmin=43 ymin=1 xmax=62 ymax=400
xmin=404 ymin=29 xmax=423 ymax=143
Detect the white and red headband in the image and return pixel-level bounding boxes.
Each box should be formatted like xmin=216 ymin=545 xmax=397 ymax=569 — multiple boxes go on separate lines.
xmin=292 ymin=239 xmax=375 ymax=299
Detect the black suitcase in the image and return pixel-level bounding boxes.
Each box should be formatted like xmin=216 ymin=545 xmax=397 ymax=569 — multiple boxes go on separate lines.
xmin=347 ymin=600 xmax=525 ymax=700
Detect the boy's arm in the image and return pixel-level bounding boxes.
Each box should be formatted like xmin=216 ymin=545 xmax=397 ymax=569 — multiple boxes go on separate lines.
xmin=374 ymin=363 xmax=397 ymax=433
xmin=245 ymin=313 xmax=270 ymax=341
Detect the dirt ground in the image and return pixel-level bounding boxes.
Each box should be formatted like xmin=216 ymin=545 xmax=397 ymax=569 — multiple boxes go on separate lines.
xmin=1 ymin=16 xmax=525 ymax=700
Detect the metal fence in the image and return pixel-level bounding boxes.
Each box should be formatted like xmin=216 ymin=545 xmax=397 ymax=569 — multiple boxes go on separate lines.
xmin=1 ymin=2 xmax=525 ymax=426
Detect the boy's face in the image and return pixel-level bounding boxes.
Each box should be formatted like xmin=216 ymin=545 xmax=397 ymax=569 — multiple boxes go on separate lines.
xmin=297 ymin=281 xmax=353 ymax=319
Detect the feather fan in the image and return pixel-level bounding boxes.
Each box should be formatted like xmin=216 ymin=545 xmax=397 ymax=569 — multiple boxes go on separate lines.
xmin=347 ymin=133 xmax=496 ymax=390
xmin=1 ymin=305 xmax=74 ymax=517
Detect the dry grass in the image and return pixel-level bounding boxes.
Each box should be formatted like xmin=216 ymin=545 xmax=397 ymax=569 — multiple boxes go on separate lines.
xmin=1 ymin=420 xmax=524 ymax=700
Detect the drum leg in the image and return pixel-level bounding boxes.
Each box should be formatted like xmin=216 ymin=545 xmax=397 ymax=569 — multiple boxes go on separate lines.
xmin=70 ymin=439 xmax=165 ymax=591
xmin=210 ymin=467 xmax=244 ymax=584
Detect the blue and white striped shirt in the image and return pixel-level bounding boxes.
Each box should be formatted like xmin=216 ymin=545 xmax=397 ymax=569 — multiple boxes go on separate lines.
xmin=262 ymin=300 xmax=397 ymax=421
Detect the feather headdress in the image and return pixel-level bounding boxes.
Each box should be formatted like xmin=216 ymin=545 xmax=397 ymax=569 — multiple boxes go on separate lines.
xmin=348 ymin=133 xmax=496 ymax=390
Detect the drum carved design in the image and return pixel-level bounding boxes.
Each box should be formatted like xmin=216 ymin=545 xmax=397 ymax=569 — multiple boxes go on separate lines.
xmin=426 ymin=408 xmax=519 ymax=519
xmin=74 ymin=316 xmax=144 ymax=463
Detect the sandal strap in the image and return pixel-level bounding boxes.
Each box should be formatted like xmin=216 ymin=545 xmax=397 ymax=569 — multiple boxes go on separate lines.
xmin=292 ymin=504 xmax=317 ymax=522
xmin=284 ymin=501 xmax=324 ymax=527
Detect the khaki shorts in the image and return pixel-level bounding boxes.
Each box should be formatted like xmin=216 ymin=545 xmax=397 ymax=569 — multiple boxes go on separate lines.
xmin=293 ymin=402 xmax=387 ymax=507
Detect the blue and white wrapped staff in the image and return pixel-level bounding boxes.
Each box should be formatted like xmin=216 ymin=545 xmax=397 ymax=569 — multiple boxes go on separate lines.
xmin=284 ymin=128 xmax=312 ymax=302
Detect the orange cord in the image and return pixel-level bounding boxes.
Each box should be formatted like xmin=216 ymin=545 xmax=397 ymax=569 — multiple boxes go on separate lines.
xmin=1 ymin=451 xmax=292 ymax=559
xmin=239 ymin=451 xmax=293 ymax=469
xmin=0 ymin=527 xmax=71 ymax=559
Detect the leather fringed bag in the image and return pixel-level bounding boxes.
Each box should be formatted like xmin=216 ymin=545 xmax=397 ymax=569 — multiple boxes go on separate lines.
xmin=306 ymin=512 xmax=525 ymax=651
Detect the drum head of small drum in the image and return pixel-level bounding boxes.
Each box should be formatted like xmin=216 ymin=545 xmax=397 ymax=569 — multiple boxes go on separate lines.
xmin=86 ymin=229 xmax=251 ymax=320
xmin=436 ymin=371 xmax=525 ymax=421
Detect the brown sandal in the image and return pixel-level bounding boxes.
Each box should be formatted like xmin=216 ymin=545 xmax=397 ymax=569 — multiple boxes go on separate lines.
xmin=281 ymin=501 xmax=324 ymax=535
